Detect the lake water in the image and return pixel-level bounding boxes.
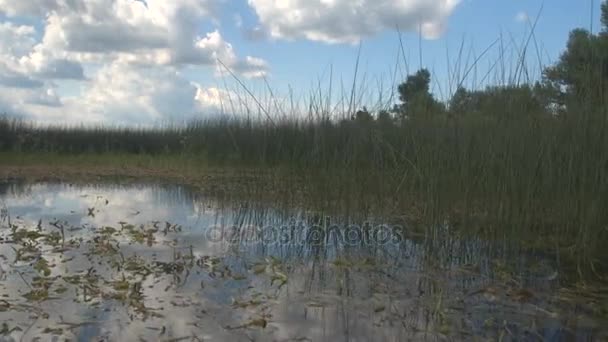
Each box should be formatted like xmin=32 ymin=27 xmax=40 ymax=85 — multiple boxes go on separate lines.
xmin=0 ymin=182 xmax=606 ymax=341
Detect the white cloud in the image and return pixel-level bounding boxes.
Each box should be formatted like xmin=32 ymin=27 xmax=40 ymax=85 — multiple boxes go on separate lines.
xmin=46 ymin=62 xmax=218 ymax=124
xmin=248 ymin=0 xmax=461 ymax=44
xmin=0 ymin=22 xmax=36 ymax=58
xmin=0 ymin=66 xmax=43 ymax=88
xmin=31 ymin=58 xmax=86 ymax=80
xmin=0 ymin=0 xmax=63 ymax=17
xmin=25 ymin=88 xmax=63 ymax=107
xmin=11 ymin=0 xmax=264 ymax=73
xmin=195 ymin=86 xmax=234 ymax=111
xmin=0 ymin=21 xmax=86 ymax=86
xmin=233 ymin=56 xmax=269 ymax=79
xmin=6 ymin=62 xmax=234 ymax=125
xmin=80 ymin=64 xmax=196 ymax=124
xmin=0 ymin=0 xmax=270 ymax=124
xmin=0 ymin=85 xmax=62 ymax=119
xmin=0 ymin=26 xmax=62 ymax=114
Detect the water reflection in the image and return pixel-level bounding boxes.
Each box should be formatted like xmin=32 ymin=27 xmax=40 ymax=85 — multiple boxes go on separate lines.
xmin=0 ymin=182 xmax=605 ymax=341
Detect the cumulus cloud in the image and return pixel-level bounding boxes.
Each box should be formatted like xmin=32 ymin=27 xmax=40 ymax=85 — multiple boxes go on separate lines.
xmin=0 ymin=84 xmax=62 ymax=120
xmin=44 ymin=13 xmax=168 ymax=53
xmin=0 ymin=22 xmax=37 ymax=58
xmin=0 ymin=66 xmax=43 ymax=88
xmin=248 ymin=0 xmax=460 ymax=44
xmin=7 ymin=0 xmax=266 ymax=74
xmin=25 ymin=88 xmax=63 ymax=107
xmin=232 ymin=56 xmax=269 ymax=79
xmin=71 ymin=63 xmax=202 ymax=124
xmin=0 ymin=0 xmax=63 ymax=17
xmin=0 ymin=0 xmax=270 ymax=124
xmin=195 ymin=86 xmax=236 ymax=112
xmin=7 ymin=62 xmax=231 ymax=125
xmin=31 ymin=58 xmax=86 ymax=80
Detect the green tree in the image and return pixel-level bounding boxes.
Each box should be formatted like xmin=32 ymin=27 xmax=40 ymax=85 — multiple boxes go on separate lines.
xmin=542 ymin=1 xmax=608 ymax=112
xmin=396 ymin=69 xmax=443 ymax=119
xmin=448 ymin=85 xmax=546 ymax=120
xmin=354 ymin=107 xmax=373 ymax=123
xmin=449 ymin=87 xmax=474 ymax=115
xmin=602 ymin=0 xmax=608 ymax=30
xmin=376 ymin=110 xmax=394 ymax=126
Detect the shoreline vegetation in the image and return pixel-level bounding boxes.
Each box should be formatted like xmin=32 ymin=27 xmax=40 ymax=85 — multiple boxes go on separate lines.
xmin=2 ymin=4 xmax=608 ymax=280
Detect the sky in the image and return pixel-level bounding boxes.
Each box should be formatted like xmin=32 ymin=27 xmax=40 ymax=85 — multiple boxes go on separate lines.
xmin=0 ymin=0 xmax=601 ymax=125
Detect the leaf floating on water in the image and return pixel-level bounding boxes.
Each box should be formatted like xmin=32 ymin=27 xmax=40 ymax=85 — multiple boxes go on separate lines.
xmin=23 ymin=288 xmax=49 ymax=302
xmin=306 ymin=300 xmax=326 ymax=308
xmin=55 ymin=286 xmax=68 ymax=294
xmin=112 ymin=276 xmax=130 ymax=292
xmin=374 ymin=305 xmax=386 ymax=313
xmin=226 ymin=317 xmax=268 ymax=330
xmin=248 ymin=318 xmax=268 ymax=329
xmin=0 ymin=299 xmax=10 ymax=312
xmin=332 ymin=257 xmax=353 ymax=268
xmin=265 ymin=256 xmax=282 ymax=269
xmin=271 ymin=271 xmax=288 ymax=288
xmin=33 ymin=257 xmax=52 ymax=277
xmin=507 ymin=288 xmax=534 ymax=303
xmin=252 ymin=263 xmax=266 ymax=275
xmin=42 ymin=327 xmax=64 ymax=335
xmin=0 ymin=323 xmax=22 ymax=335
xmin=163 ymin=336 xmax=195 ymax=342
xmin=12 ymin=229 xmax=46 ymax=242
xmin=231 ymin=297 xmax=263 ymax=309
xmin=100 ymin=226 xmax=117 ymax=235
xmin=232 ymin=274 xmax=247 ymax=281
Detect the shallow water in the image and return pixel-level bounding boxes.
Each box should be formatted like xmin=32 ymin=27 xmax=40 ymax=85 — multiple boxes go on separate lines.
xmin=0 ymin=182 xmax=606 ymax=341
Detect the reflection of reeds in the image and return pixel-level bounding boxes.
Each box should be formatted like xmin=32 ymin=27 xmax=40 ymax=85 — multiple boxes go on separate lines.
xmin=216 ymin=202 xmax=574 ymax=339
xmin=0 ymin=182 xmax=604 ymax=340
xmin=0 ymin=201 xmax=9 ymax=227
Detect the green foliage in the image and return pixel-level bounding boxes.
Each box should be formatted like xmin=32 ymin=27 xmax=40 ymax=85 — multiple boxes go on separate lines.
xmin=398 ymin=69 xmax=431 ymax=103
xmin=541 ymin=1 xmax=608 ymax=114
xmin=602 ymin=0 xmax=608 ymax=31
xmin=396 ymin=69 xmax=444 ymax=118
xmin=354 ymin=107 xmax=374 ymax=123
xmin=376 ymin=110 xmax=394 ymax=127
xmin=543 ymin=29 xmax=607 ymax=109
xmin=448 ymin=85 xmax=547 ymax=120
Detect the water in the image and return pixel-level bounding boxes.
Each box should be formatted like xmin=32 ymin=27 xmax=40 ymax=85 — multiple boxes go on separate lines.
xmin=0 ymin=182 xmax=606 ymax=341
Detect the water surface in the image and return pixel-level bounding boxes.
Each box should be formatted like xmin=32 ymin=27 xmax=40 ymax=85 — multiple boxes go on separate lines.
xmin=0 ymin=182 xmax=606 ymax=341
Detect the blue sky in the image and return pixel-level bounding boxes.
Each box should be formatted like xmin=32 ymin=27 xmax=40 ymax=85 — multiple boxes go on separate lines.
xmin=0 ymin=0 xmax=601 ymax=124
xmin=222 ymin=0 xmax=598 ymax=100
